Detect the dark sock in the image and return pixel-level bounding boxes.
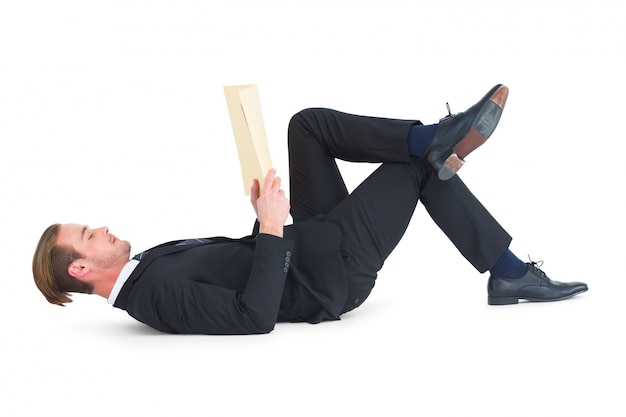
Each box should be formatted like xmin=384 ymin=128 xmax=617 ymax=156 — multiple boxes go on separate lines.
xmin=407 ymin=123 xmax=438 ymax=157
xmin=490 ymin=249 xmax=528 ymax=279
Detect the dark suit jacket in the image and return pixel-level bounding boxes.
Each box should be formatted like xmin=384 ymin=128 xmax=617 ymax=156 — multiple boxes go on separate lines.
xmin=113 ymin=218 xmax=348 ymax=335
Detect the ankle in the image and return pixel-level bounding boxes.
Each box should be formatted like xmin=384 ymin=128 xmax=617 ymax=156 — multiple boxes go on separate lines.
xmin=490 ymin=249 xmax=527 ymax=279
xmin=407 ymin=123 xmax=438 ymax=157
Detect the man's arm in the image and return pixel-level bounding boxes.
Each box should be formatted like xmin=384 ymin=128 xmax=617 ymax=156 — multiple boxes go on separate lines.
xmin=141 ymin=236 xmax=294 ymax=334
xmin=125 ymin=170 xmax=293 ymax=335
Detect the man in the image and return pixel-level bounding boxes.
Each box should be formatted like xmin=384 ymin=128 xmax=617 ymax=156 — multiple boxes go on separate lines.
xmin=32 ymin=84 xmax=588 ymax=335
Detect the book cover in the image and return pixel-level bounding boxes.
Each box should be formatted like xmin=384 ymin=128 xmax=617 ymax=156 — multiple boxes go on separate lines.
xmin=223 ymin=84 xmax=272 ymax=195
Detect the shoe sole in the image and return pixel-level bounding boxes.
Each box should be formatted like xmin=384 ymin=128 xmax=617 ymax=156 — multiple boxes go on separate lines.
xmin=487 ymin=288 xmax=588 ymax=305
xmin=438 ymin=85 xmax=509 ymax=180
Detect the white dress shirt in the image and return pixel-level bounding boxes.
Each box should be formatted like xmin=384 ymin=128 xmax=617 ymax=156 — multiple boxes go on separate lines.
xmin=107 ymin=259 xmax=140 ymax=305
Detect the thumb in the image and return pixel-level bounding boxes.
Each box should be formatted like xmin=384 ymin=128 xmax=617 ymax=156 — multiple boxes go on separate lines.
xmin=250 ymin=179 xmax=260 ymax=198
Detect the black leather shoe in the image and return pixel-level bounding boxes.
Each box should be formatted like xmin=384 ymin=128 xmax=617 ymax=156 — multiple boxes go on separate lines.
xmin=425 ymin=84 xmax=509 ymax=180
xmin=487 ymin=262 xmax=588 ymax=305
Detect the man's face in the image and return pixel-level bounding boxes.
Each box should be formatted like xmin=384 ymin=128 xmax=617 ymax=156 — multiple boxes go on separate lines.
xmin=57 ymin=224 xmax=131 ymax=271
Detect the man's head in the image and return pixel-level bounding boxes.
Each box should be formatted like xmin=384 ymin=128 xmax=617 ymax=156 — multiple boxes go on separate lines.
xmin=33 ymin=224 xmax=131 ymax=305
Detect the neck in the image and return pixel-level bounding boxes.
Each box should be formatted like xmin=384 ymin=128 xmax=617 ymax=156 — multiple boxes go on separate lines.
xmin=92 ymin=280 xmax=116 ymax=299
xmin=91 ymin=262 xmax=127 ymax=299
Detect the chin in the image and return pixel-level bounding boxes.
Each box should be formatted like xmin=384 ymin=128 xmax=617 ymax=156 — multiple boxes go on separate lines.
xmin=121 ymin=241 xmax=132 ymax=255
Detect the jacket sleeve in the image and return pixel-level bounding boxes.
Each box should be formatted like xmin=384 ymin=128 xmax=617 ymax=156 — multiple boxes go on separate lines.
xmin=131 ymin=234 xmax=294 ymax=335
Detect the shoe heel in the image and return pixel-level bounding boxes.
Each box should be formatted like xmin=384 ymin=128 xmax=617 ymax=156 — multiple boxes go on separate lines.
xmin=438 ymin=153 xmax=464 ymax=180
xmin=488 ymin=296 xmax=519 ymax=305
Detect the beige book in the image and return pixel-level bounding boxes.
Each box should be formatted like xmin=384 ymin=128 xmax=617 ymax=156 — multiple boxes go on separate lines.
xmin=223 ymin=84 xmax=272 ymax=195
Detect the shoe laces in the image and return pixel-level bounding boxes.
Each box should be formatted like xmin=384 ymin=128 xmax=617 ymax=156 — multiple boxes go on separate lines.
xmin=439 ymin=102 xmax=454 ymax=123
xmin=527 ymin=256 xmax=546 ymax=277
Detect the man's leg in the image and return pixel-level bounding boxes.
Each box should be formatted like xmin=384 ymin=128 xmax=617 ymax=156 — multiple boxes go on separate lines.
xmin=287 ymin=83 xmax=510 ymax=218
xmin=287 ymin=107 xmax=587 ymax=309
xmin=287 ymin=108 xmax=415 ymax=221
xmin=287 ymin=108 xmax=511 ymax=311
xmin=419 ymin=175 xmax=512 ymax=273
xmin=325 ymin=160 xmax=513 ymax=312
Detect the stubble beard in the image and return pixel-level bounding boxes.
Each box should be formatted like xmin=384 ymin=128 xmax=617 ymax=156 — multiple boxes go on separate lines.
xmin=91 ymin=240 xmax=132 ymax=270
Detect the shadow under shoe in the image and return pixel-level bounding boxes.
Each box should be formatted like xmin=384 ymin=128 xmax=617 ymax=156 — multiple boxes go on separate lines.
xmin=487 ymin=262 xmax=588 ymax=305
xmin=426 ymin=84 xmax=509 ymax=180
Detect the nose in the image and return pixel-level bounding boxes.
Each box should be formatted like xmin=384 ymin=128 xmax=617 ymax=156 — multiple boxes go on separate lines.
xmin=95 ymin=227 xmax=109 ymax=236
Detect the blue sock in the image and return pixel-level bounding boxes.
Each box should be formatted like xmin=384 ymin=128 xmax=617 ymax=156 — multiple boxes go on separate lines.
xmin=490 ymin=249 xmax=528 ymax=279
xmin=407 ymin=123 xmax=438 ymax=157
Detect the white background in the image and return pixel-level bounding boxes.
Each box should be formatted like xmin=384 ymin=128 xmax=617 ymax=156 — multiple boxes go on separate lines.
xmin=1 ymin=0 xmax=625 ymax=416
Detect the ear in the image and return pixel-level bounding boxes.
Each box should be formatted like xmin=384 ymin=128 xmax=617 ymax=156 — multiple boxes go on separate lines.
xmin=68 ymin=260 xmax=90 ymax=280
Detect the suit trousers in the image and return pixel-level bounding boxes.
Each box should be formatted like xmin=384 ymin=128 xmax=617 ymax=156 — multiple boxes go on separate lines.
xmin=287 ymin=108 xmax=512 ymax=313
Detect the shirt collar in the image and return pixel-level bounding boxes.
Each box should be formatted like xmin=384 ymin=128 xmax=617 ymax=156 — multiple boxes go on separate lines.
xmin=107 ymin=259 xmax=140 ymax=305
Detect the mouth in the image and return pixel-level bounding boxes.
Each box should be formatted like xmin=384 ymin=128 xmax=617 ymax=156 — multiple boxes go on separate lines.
xmin=111 ymin=234 xmax=117 ymax=244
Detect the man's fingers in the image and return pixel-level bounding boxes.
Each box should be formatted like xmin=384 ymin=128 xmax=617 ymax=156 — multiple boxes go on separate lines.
xmin=265 ymin=168 xmax=276 ymax=183
xmin=262 ymin=168 xmax=282 ymax=194
xmin=273 ymin=175 xmax=281 ymax=191
xmin=251 ymin=178 xmax=260 ymax=196
xmin=263 ymin=168 xmax=276 ymax=188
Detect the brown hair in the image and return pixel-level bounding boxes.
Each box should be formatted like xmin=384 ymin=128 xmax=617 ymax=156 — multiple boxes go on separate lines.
xmin=32 ymin=224 xmax=94 ymax=306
